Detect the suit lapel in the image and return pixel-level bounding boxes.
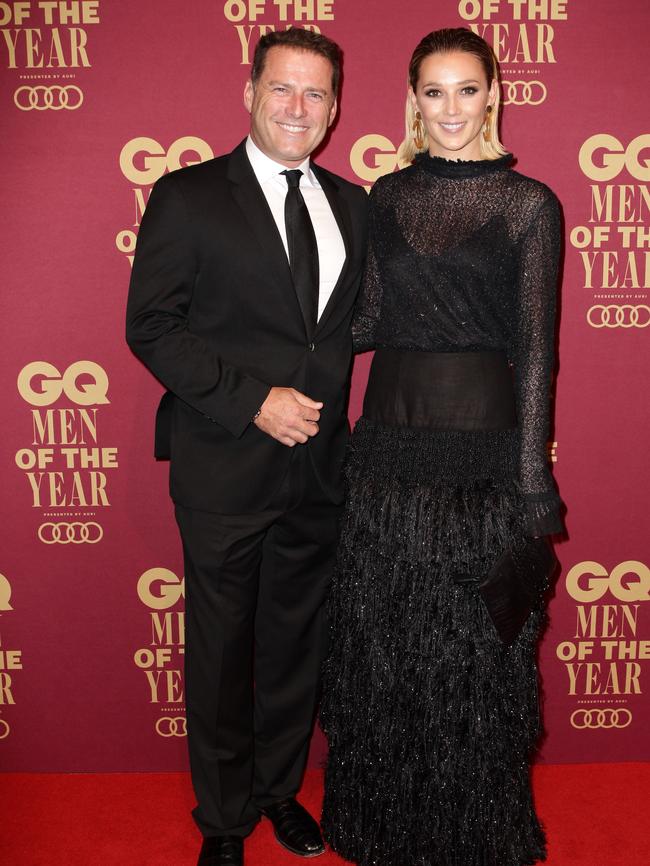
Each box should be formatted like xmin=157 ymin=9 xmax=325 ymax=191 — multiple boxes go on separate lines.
xmin=227 ymin=142 xmax=307 ymax=330
xmin=226 ymin=144 xmax=356 ymax=338
xmin=312 ymin=164 xmax=354 ymax=334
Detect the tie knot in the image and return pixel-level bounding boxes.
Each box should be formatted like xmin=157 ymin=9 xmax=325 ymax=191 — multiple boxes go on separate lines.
xmin=282 ymin=169 xmax=303 ymax=189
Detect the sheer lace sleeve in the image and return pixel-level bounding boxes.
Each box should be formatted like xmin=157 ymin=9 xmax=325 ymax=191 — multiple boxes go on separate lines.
xmin=352 ymin=185 xmax=384 ymax=353
xmin=513 ymin=192 xmax=564 ymax=536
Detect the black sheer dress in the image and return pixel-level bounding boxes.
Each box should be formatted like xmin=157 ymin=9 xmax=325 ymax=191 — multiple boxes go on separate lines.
xmin=320 ymin=153 xmax=562 ymax=866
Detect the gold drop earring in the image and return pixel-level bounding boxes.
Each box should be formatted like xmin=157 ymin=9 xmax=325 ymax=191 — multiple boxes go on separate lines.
xmin=413 ymin=110 xmax=425 ymax=150
xmin=483 ymin=105 xmax=493 ymax=142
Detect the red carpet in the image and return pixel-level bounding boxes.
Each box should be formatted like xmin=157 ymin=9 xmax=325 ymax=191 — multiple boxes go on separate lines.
xmin=1 ymin=764 xmax=648 ymax=866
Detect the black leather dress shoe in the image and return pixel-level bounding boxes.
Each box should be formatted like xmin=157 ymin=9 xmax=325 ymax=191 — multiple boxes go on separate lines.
xmin=259 ymin=798 xmax=325 ymax=857
xmin=197 ymin=835 xmax=244 ymax=866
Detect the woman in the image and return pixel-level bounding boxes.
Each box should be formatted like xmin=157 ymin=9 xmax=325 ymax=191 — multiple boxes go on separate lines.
xmin=320 ymin=27 xmax=563 ymax=866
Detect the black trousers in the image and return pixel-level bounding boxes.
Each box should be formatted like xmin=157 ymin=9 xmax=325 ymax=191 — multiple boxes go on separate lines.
xmin=175 ymin=450 xmax=341 ymax=837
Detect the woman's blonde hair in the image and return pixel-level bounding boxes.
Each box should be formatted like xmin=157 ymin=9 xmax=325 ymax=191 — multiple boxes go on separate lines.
xmin=397 ymin=27 xmax=507 ymax=167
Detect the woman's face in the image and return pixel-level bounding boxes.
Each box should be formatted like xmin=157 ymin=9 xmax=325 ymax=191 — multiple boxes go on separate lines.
xmin=409 ymin=50 xmax=497 ymax=161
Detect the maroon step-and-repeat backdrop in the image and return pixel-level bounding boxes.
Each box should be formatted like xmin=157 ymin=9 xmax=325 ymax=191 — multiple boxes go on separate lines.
xmin=1 ymin=0 xmax=649 ymax=772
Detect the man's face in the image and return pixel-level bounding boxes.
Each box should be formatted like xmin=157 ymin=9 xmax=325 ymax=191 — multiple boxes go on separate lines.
xmin=243 ymin=46 xmax=337 ymax=167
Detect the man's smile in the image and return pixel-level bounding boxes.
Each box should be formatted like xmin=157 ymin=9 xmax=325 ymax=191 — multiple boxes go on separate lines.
xmin=276 ymin=122 xmax=310 ymax=133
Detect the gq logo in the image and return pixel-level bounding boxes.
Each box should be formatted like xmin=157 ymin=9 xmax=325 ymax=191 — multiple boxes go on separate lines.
xmin=0 ymin=573 xmax=13 ymax=611
xmin=120 ymin=137 xmax=214 ymax=186
xmin=349 ymin=134 xmax=399 ymax=187
xmin=137 ymin=568 xmax=185 ymax=610
xmin=17 ymin=361 xmax=109 ymax=407
xmin=566 ymin=561 xmax=650 ymax=603
xmin=579 ymin=134 xmax=650 ymax=181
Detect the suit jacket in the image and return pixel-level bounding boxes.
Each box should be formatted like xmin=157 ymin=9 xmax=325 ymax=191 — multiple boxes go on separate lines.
xmin=126 ymin=140 xmax=369 ymax=513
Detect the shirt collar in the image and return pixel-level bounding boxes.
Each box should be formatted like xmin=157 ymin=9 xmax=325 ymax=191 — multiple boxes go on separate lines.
xmin=246 ymin=135 xmax=320 ymax=188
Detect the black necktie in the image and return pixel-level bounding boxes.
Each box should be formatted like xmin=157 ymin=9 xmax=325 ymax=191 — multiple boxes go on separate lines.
xmin=281 ymin=169 xmax=319 ymax=335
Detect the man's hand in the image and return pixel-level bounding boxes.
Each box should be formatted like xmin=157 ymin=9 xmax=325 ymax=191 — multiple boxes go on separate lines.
xmin=254 ymin=387 xmax=323 ymax=447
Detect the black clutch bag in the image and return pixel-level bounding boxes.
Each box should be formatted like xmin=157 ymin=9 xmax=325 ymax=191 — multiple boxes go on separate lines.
xmin=456 ymin=539 xmax=558 ymax=646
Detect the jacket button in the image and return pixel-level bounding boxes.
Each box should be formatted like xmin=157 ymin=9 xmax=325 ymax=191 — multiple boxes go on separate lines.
xmin=308 ymin=342 xmax=315 ymax=352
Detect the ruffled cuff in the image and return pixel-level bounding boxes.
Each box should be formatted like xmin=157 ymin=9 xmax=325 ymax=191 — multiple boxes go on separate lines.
xmin=524 ymin=491 xmax=564 ymax=537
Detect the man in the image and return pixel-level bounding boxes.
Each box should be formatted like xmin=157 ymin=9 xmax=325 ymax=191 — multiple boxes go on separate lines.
xmin=126 ymin=28 xmax=368 ymax=866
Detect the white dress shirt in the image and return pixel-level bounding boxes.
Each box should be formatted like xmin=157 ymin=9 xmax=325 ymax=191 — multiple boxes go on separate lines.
xmin=246 ymin=136 xmax=346 ymax=321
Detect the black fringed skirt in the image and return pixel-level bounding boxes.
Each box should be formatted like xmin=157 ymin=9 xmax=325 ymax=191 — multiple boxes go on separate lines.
xmin=320 ymin=350 xmax=547 ymax=866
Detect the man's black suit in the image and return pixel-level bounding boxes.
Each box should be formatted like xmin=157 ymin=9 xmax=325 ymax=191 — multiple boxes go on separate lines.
xmin=126 ymin=140 xmax=368 ymax=837
xmin=127 ymin=140 xmax=368 ymax=513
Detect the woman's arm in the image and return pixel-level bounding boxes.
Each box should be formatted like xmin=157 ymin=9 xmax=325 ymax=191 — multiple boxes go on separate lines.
xmin=513 ymin=191 xmax=563 ymax=536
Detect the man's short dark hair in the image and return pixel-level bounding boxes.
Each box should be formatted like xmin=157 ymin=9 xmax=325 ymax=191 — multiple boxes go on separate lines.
xmin=251 ymin=28 xmax=342 ymax=95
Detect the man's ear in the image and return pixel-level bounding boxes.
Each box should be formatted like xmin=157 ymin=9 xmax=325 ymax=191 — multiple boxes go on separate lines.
xmin=327 ymin=97 xmax=338 ymax=127
xmin=243 ymin=80 xmax=254 ymax=113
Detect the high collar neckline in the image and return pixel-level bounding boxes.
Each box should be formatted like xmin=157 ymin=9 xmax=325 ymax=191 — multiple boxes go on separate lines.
xmin=414 ymin=152 xmax=514 ymax=178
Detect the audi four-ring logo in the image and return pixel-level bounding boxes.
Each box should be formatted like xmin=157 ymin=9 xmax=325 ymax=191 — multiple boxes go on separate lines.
xmin=37 ymin=522 xmax=103 ymax=544
xmin=587 ymin=305 xmax=650 ymax=329
xmin=156 ymin=717 xmax=187 ymax=737
xmin=571 ymin=709 xmax=632 ymax=729
xmin=502 ymin=80 xmax=547 ymax=106
xmin=14 ymin=85 xmax=84 ymax=111
xmin=0 ymin=720 xmax=10 ymax=739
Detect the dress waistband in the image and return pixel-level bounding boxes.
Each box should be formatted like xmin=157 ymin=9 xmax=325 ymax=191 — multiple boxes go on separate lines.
xmin=362 ymin=349 xmax=518 ymax=431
